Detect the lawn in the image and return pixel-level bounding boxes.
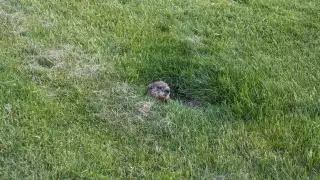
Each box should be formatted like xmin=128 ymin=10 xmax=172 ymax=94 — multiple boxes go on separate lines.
xmin=0 ymin=0 xmax=319 ymax=179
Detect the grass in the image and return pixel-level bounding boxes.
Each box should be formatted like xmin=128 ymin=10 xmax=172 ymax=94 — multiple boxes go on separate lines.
xmin=0 ymin=0 xmax=319 ymax=179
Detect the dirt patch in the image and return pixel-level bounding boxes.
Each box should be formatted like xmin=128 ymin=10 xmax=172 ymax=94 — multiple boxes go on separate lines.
xmin=138 ymin=101 xmax=153 ymax=117
xmin=36 ymin=57 xmax=55 ymax=68
xmin=25 ymin=45 xmax=69 ymax=70
xmin=0 ymin=6 xmax=27 ymax=36
xmin=71 ymin=64 xmax=102 ymax=78
xmin=45 ymin=49 xmax=65 ymax=59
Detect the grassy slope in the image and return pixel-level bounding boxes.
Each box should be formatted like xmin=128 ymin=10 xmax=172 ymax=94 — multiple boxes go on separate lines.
xmin=1 ymin=0 xmax=319 ymax=179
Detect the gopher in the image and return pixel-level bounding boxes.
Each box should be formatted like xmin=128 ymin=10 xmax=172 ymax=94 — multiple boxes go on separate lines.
xmin=147 ymin=81 xmax=170 ymax=102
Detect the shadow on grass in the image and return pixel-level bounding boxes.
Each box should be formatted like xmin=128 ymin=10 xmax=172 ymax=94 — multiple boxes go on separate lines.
xmin=118 ymin=36 xmax=277 ymax=120
xmin=117 ymin=29 xmax=318 ymax=120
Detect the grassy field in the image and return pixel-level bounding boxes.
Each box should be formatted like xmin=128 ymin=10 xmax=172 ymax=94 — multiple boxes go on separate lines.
xmin=1 ymin=0 xmax=319 ymax=179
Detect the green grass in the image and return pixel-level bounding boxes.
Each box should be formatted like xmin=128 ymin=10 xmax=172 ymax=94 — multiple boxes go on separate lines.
xmin=1 ymin=0 xmax=319 ymax=179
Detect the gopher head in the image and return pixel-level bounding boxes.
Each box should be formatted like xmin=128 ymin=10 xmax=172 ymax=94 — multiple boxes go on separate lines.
xmin=147 ymin=81 xmax=170 ymax=102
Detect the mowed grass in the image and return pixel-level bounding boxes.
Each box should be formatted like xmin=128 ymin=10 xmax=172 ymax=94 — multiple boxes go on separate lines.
xmin=1 ymin=0 xmax=319 ymax=179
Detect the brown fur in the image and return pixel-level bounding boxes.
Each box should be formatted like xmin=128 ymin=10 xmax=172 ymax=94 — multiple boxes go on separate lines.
xmin=147 ymin=81 xmax=170 ymax=102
